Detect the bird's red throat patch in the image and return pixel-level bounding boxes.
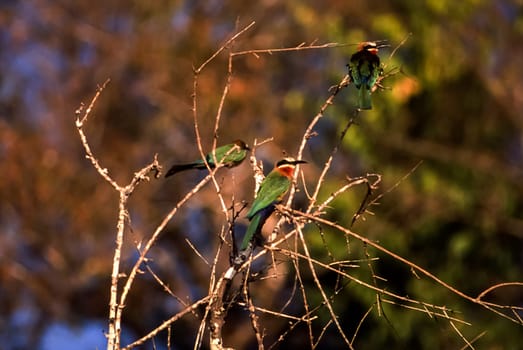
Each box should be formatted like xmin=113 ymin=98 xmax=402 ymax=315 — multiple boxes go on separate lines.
xmin=278 ymin=165 xmax=296 ymax=178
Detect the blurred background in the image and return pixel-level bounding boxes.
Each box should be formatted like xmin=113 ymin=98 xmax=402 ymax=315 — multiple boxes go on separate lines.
xmin=1 ymin=0 xmax=522 ymax=349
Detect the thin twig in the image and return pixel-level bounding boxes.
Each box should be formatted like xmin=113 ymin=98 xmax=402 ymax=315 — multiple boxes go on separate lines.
xmin=294 ymin=223 xmax=354 ymax=349
xmin=185 ymin=238 xmax=210 ymax=266
xmin=476 ymin=282 xmax=523 ymax=301
xmin=232 ymin=42 xmax=346 ymax=57
xmin=195 ymin=21 xmax=256 ymax=74
xmin=76 ymin=81 xmax=160 ymax=350
xmin=287 ymin=209 xmax=523 ymax=325
xmin=350 ymin=304 xmax=374 ymax=346
xmin=120 ymin=173 xmax=214 ymax=314
xmin=444 ymin=308 xmax=475 ymax=349
xmin=122 ymin=297 xmax=210 ymax=350
xmin=458 ymin=331 xmax=487 ymax=350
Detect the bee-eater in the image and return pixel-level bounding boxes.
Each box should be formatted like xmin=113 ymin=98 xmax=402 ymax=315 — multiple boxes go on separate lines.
xmin=239 ymin=157 xmax=307 ymax=252
xmin=165 ymin=139 xmax=250 ymax=177
xmin=348 ymin=41 xmax=382 ymax=110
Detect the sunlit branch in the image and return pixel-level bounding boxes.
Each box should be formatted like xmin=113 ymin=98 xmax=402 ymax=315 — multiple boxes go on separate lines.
xmin=232 ymin=41 xmax=347 ymax=57
xmin=76 ymin=81 xmax=160 ymax=350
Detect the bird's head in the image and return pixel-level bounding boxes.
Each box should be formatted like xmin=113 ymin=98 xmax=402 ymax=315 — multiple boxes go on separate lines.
xmin=357 ymin=41 xmax=379 ymax=54
xmin=275 ymin=157 xmax=307 ymax=178
xmin=233 ymin=139 xmax=250 ymax=151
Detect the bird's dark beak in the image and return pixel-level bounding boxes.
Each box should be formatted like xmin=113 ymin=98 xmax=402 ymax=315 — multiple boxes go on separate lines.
xmin=245 ymin=145 xmax=251 ymax=151
xmin=374 ymin=40 xmax=390 ymax=49
xmin=293 ymin=159 xmax=307 ymax=165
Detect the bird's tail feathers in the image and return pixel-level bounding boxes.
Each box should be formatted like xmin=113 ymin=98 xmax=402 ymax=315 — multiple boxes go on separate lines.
xmin=164 ymin=162 xmax=205 ymax=177
xmin=240 ymin=213 xmax=263 ymax=251
xmin=358 ymin=85 xmax=372 ymax=110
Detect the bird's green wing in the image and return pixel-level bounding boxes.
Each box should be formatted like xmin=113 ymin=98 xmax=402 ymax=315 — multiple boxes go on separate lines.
xmin=205 ymin=144 xmax=231 ymax=167
xmin=348 ymin=60 xmax=362 ymax=87
xmin=222 ymin=148 xmax=247 ymax=165
xmin=206 ymin=143 xmax=246 ymax=167
xmin=246 ymin=172 xmax=291 ymax=219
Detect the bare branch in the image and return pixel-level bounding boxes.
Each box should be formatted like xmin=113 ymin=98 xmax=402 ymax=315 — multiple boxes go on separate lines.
xmin=232 ymin=41 xmax=347 ymax=57
xmin=195 ymin=21 xmax=256 ymax=74
xmin=76 ymin=82 xmax=160 ymax=350
xmin=476 ymin=282 xmax=523 ymax=301
xmin=122 ymin=297 xmax=210 ymax=350
xmin=288 ymin=209 xmax=523 ymax=325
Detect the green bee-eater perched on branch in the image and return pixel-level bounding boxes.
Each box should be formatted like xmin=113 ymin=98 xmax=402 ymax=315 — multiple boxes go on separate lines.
xmin=239 ymin=157 xmax=307 ymax=252
xmin=348 ymin=41 xmax=382 ymax=110
xmin=165 ymin=139 xmax=250 ymax=177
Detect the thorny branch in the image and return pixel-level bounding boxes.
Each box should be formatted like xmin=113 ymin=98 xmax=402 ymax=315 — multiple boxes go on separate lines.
xmin=75 ymin=81 xmax=161 ymax=350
